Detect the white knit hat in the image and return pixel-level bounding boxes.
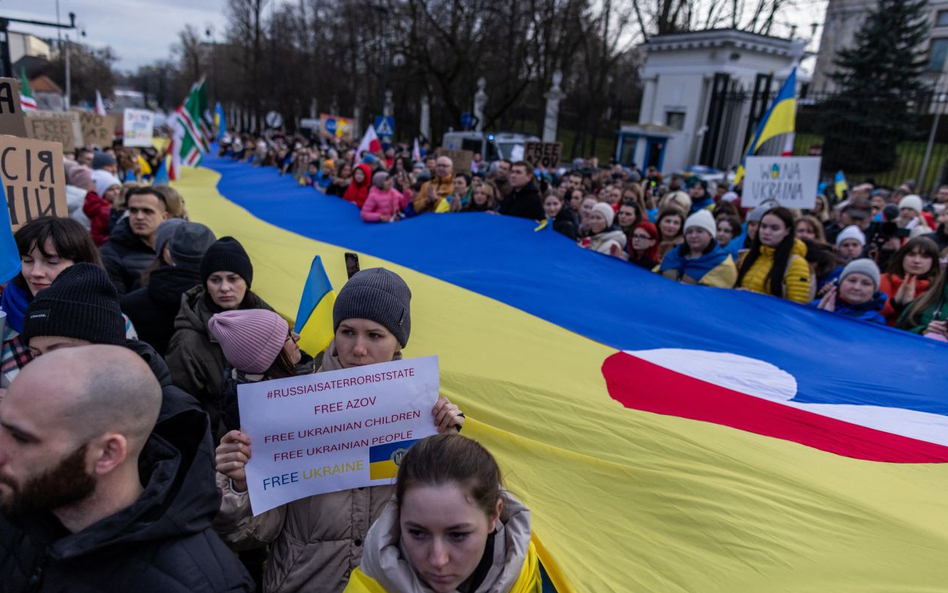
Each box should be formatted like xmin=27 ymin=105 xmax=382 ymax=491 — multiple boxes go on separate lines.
xmin=835 ymin=225 xmax=866 ymax=247
xmin=592 ymin=202 xmax=615 ymax=227
xmin=898 ymin=194 xmax=923 ymax=214
xmin=684 ymin=209 xmax=716 ymax=238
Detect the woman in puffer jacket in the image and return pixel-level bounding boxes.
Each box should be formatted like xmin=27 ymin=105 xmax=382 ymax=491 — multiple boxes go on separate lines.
xmin=583 ymin=202 xmax=627 ymax=255
xmin=812 ymin=259 xmax=887 ymax=324
xmin=344 ymin=434 xmax=541 ymax=593
xmin=737 ymin=206 xmax=812 ymax=303
xmin=658 ymin=210 xmax=737 ymax=288
xmin=361 ymin=171 xmax=410 ymax=223
xmin=214 ymin=268 xmax=466 ymax=593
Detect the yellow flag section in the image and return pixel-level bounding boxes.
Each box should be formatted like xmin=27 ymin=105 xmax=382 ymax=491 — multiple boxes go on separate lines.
xmin=175 ymin=166 xmax=948 ymax=592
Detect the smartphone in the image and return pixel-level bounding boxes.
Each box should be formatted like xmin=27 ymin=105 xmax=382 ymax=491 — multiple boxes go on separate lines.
xmin=345 ymin=252 xmax=361 ymax=279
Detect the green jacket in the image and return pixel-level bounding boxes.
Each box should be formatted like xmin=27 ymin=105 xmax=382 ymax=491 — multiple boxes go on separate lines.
xmin=896 ymin=281 xmax=948 ymax=334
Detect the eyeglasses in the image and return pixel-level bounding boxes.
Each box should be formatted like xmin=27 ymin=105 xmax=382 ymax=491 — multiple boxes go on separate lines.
xmin=286 ymin=332 xmax=299 ymax=343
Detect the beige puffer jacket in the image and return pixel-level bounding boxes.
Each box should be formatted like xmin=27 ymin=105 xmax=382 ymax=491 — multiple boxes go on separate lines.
xmin=214 ymin=342 xmax=399 ymax=593
xmin=357 ymin=491 xmax=532 ymax=593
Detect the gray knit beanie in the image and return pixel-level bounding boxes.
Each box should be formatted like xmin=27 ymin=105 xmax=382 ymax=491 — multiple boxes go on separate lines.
xmin=333 ymin=268 xmax=412 ymax=347
xmin=170 ymin=222 xmax=217 ymax=271
xmin=373 ymin=171 xmax=390 ymax=189
xmin=840 ymin=258 xmax=881 ymax=291
xmin=154 ymin=219 xmax=186 ymax=260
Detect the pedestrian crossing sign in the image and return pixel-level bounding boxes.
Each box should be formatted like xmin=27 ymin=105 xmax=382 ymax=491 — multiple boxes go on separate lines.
xmin=374 ymin=116 xmax=394 ymax=139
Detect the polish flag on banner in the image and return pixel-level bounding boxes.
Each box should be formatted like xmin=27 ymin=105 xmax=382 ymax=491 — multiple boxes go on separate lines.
xmin=357 ymin=125 xmax=381 ymax=157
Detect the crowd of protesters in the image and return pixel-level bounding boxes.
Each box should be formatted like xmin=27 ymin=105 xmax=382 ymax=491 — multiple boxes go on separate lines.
xmin=1 ymin=125 xmax=947 ymax=592
xmin=217 ymin=129 xmax=948 ymax=334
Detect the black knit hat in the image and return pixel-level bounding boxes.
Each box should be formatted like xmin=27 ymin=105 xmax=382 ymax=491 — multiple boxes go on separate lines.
xmin=200 ymin=237 xmax=253 ymax=287
xmin=333 ymin=268 xmax=412 ymax=347
xmin=22 ymin=263 xmax=125 ymax=346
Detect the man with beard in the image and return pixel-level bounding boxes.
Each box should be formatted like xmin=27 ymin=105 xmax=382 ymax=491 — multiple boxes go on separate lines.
xmin=0 ymin=346 xmax=253 ymax=592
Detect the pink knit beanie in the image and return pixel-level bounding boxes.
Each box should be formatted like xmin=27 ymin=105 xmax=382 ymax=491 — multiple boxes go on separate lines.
xmin=207 ymin=309 xmax=289 ymax=374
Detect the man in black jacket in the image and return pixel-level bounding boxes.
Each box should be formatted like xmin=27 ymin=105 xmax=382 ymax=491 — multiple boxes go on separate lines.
xmin=0 ymin=345 xmax=254 ymax=592
xmin=100 ymin=187 xmax=168 ymax=296
xmin=498 ymin=161 xmax=545 ymax=220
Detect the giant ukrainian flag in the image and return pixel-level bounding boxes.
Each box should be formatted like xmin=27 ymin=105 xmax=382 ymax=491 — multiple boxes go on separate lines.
xmin=175 ymin=152 xmax=948 ymax=592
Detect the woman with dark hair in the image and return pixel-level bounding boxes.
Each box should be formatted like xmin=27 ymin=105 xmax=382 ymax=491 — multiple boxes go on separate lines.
xmin=326 ymin=162 xmax=354 ymax=197
xmin=656 ymin=207 xmax=685 ymax=259
xmin=715 ymin=214 xmax=744 ymax=258
xmin=659 ymin=210 xmax=737 ymax=288
xmin=447 ymin=172 xmax=473 ymax=211
xmin=878 ymin=236 xmax=940 ymax=326
xmin=344 ymin=164 xmax=374 ymax=208
xmin=1 ymin=217 xmax=134 ymax=388
xmin=737 ymin=207 xmax=812 ymax=303
xmin=616 ymin=201 xmax=642 ymax=236
xmin=345 ymin=433 xmax=540 ymax=593
xmin=897 ymin=262 xmax=948 ymax=339
xmin=627 ymin=221 xmax=661 ymax=270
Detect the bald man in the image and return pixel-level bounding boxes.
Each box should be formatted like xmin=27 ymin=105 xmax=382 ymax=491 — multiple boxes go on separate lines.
xmin=0 ymin=346 xmax=253 ymax=592
xmin=412 ymin=155 xmax=454 ymax=214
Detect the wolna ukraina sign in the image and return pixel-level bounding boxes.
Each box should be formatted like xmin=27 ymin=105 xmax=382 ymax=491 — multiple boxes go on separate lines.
xmin=743 ymin=156 xmax=820 ymax=209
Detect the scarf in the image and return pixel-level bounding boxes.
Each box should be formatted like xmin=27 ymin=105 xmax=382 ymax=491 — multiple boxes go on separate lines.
xmin=1 ymin=282 xmax=32 ymax=333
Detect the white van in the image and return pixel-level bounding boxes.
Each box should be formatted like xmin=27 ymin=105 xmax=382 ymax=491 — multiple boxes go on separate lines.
xmin=441 ymin=131 xmax=540 ymax=161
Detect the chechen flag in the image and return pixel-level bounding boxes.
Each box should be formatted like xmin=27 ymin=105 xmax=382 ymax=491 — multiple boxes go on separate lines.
xmin=19 ymin=67 xmax=36 ymax=111
xmin=357 ymin=125 xmax=381 ymax=157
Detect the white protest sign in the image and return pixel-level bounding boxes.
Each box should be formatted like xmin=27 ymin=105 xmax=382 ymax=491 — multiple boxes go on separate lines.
xmin=742 ymin=156 xmax=821 ymax=209
xmin=238 ymin=356 xmax=440 ymax=515
xmin=123 ymin=108 xmax=155 ymax=147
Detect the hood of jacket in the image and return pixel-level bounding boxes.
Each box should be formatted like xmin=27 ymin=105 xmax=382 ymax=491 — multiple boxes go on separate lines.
xmin=20 ymin=403 xmax=218 ymax=562
xmin=108 ymin=218 xmax=154 ymax=254
xmin=360 ymin=490 xmax=532 ymax=593
xmin=759 ymin=237 xmax=808 ymax=260
xmin=837 ymin=291 xmax=888 ymax=314
xmin=147 ymin=266 xmax=203 ymax=310
xmin=173 ymin=285 xmax=269 ymax=335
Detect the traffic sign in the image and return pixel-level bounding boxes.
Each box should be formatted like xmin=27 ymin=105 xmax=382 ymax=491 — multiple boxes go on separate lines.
xmin=461 ymin=112 xmax=473 ymax=129
xmin=375 ymin=116 xmax=394 ymax=139
xmin=265 ymin=111 xmax=283 ymax=129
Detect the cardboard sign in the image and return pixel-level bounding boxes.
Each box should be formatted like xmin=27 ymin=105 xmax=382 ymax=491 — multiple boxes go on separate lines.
xmin=0 ymin=78 xmax=27 ymax=137
xmin=123 ymin=109 xmax=155 ymax=147
xmin=25 ymin=112 xmax=82 ymax=153
xmin=435 ymin=147 xmax=474 ymax=174
xmin=79 ymin=112 xmax=115 ymax=147
xmin=0 ymin=135 xmax=67 ymax=232
xmin=743 ymin=156 xmax=821 ymax=209
xmin=319 ymin=113 xmax=355 ymax=140
xmin=524 ymin=141 xmax=562 ymax=169
xmin=238 ymin=356 xmax=440 ymax=515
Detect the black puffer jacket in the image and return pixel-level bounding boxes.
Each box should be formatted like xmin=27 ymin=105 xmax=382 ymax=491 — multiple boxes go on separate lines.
xmin=497 ymin=181 xmax=544 ymax=220
xmin=121 ymin=266 xmax=203 ymax=356
xmin=99 ymin=219 xmax=156 ymax=296
xmin=0 ymin=401 xmax=254 ymax=592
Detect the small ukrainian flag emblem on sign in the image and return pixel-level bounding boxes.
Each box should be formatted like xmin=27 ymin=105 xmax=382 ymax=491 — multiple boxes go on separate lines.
xmin=369 ymin=439 xmax=418 ymax=480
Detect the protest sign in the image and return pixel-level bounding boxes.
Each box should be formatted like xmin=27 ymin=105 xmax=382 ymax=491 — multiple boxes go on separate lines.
xmin=743 ymin=156 xmax=821 ymax=209
xmin=238 ymin=356 xmax=440 ymax=515
xmin=0 ymin=78 xmax=27 ymax=137
xmin=524 ymin=141 xmax=563 ymax=169
xmin=0 ymin=135 xmax=66 ymax=232
xmin=79 ymin=112 xmax=116 ymax=147
xmin=123 ymin=109 xmax=155 ymax=147
xmin=25 ymin=112 xmax=82 ymax=153
xmin=435 ymin=147 xmax=474 ymax=174
xmin=319 ymin=113 xmax=355 ymax=140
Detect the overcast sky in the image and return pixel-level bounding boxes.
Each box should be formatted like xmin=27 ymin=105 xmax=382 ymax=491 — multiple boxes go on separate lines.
xmin=0 ymin=0 xmax=229 ymax=71
xmin=0 ymin=0 xmax=827 ymax=73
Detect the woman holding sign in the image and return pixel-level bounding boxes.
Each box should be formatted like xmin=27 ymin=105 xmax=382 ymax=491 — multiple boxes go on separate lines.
xmin=345 ymin=433 xmax=541 ymax=593
xmin=214 ymin=268 xmax=465 ymax=593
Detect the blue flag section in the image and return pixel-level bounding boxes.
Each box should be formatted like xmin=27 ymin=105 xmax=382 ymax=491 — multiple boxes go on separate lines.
xmin=0 ymin=184 xmax=21 ymax=284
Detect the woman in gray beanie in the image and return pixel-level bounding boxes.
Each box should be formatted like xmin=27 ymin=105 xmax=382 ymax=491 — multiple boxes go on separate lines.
xmin=214 ymin=267 xmax=464 ymax=593
xmin=812 ymin=258 xmax=887 ymax=324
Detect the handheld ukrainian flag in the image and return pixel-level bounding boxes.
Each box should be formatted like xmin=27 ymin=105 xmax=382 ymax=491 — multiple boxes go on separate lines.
xmin=734 ymin=68 xmax=797 ymax=185
xmin=835 ymin=170 xmax=849 ymax=199
xmin=215 ymin=102 xmax=226 ymax=140
xmin=0 ymin=183 xmax=20 ymax=283
xmin=369 ymin=439 xmax=418 ymax=480
xmin=294 ymin=255 xmax=336 ymax=356
xmin=152 ymin=156 xmax=170 ymax=187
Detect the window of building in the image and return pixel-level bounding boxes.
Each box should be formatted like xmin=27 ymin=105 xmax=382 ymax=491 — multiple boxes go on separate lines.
xmin=665 ymin=111 xmax=686 ymax=130
xmin=937 ymin=10 xmax=948 ymax=26
xmin=928 ymin=39 xmax=948 ymax=72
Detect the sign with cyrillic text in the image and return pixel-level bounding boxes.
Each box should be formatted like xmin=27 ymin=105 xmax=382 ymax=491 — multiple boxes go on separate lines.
xmin=238 ymin=356 xmax=440 ymax=515
xmin=0 ymin=135 xmax=66 ymax=232
xmin=743 ymin=156 xmax=820 ymax=209
xmin=0 ymin=78 xmax=27 ymax=137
